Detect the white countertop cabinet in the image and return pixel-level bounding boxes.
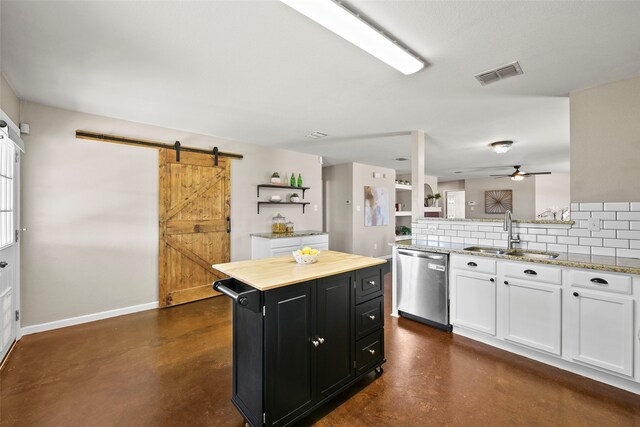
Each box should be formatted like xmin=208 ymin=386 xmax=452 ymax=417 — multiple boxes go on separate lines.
xmin=449 ymin=253 xmax=640 ymax=394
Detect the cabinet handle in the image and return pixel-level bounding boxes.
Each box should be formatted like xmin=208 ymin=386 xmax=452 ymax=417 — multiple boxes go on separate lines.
xmin=368 ymin=280 xmax=376 ymax=285
xmin=524 ymin=269 xmax=537 ymax=276
xmin=573 ymin=292 xmax=580 ymax=297
xmin=368 ymin=314 xmax=376 ymax=320
xmin=489 ymin=278 xmax=495 ymax=282
xmin=590 ymin=278 xmax=608 ymax=285
xmin=368 ymin=349 xmax=375 ymax=355
xmin=0 ymin=261 xmax=7 ymax=268
xmin=467 ymin=262 xmax=477 ymax=267
xmin=504 ymin=281 xmax=509 ymax=285
xmin=312 ymin=339 xmax=320 ymax=347
xmin=318 ymin=337 xmax=325 ymax=344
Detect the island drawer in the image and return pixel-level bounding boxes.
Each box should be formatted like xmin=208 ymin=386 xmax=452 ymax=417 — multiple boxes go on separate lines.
xmin=355 ymin=329 xmax=384 ymax=375
xmin=355 ymin=296 xmax=383 ymax=340
xmin=355 ymin=265 xmax=384 ymax=304
xmin=568 ymin=269 xmax=631 ymax=295
xmin=451 ymin=255 xmax=496 ymax=275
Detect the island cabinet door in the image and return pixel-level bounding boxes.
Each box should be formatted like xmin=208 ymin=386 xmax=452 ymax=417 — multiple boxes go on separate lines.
xmin=264 ymin=281 xmax=316 ymax=426
xmin=315 ymin=272 xmax=354 ymax=401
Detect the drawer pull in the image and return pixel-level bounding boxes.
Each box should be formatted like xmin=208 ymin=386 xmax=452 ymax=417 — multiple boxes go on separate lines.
xmin=524 ymin=269 xmax=537 ymax=276
xmin=368 ymin=280 xmax=376 ymax=285
xmin=504 ymin=281 xmax=509 ymax=285
xmin=573 ymin=292 xmax=580 ymax=297
xmin=367 ymin=314 xmax=376 ymax=320
xmin=467 ymin=262 xmax=477 ymax=267
xmin=368 ymin=349 xmax=375 ymax=355
xmin=590 ymin=278 xmax=608 ymax=285
xmin=489 ymin=278 xmax=495 ymax=282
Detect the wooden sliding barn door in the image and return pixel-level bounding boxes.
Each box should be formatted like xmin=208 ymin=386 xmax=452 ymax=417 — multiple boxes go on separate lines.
xmin=159 ymin=148 xmax=230 ymax=307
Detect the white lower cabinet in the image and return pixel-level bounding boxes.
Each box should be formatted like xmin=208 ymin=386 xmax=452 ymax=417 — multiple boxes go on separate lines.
xmin=567 ymin=288 xmax=634 ymax=377
xmin=449 ymin=253 xmax=640 ymax=392
xmin=502 ymin=279 xmax=561 ymax=355
xmin=450 ymin=270 xmax=496 ymax=335
xmin=251 ymin=234 xmax=329 ymax=259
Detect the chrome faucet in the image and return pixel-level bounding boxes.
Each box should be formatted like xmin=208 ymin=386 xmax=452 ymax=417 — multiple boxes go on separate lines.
xmin=504 ymin=210 xmax=520 ymax=249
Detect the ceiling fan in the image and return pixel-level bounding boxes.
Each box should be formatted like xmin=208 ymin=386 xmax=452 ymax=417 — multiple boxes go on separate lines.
xmin=490 ymin=165 xmax=551 ymax=181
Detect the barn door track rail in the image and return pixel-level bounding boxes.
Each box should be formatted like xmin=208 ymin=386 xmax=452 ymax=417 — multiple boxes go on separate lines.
xmin=76 ymin=130 xmax=243 ymax=163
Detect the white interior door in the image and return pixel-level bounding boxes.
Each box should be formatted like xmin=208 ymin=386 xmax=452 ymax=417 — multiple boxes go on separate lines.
xmin=0 ymin=126 xmax=20 ymax=364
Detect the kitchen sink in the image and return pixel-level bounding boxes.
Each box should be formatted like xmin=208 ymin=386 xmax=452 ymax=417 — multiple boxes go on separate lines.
xmin=464 ymin=246 xmax=560 ymax=259
xmin=507 ymin=250 xmax=560 ymax=260
xmin=463 ymin=246 xmax=509 ymax=255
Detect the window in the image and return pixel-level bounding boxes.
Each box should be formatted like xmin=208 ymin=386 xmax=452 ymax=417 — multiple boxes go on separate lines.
xmin=0 ymin=137 xmax=14 ymax=249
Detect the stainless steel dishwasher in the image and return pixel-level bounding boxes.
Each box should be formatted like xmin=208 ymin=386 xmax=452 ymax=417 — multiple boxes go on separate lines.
xmin=397 ymin=248 xmax=451 ymax=331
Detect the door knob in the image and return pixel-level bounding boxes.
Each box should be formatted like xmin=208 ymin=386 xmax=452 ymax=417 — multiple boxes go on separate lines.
xmin=317 ymin=337 xmax=325 ymax=344
xmin=368 ymin=314 xmax=376 ymax=320
xmin=368 ymin=280 xmax=376 ymax=285
xmin=0 ymin=261 xmax=7 ymax=268
xmin=368 ymin=349 xmax=375 ymax=355
xmin=312 ymin=339 xmax=320 ymax=347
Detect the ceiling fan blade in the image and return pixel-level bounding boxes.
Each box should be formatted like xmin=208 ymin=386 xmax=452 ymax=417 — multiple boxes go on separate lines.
xmin=489 ymin=174 xmax=512 ymax=177
xmin=523 ymin=172 xmax=552 ymax=176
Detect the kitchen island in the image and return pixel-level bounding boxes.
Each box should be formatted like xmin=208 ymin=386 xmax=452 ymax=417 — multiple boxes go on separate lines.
xmin=212 ymin=251 xmax=387 ymax=427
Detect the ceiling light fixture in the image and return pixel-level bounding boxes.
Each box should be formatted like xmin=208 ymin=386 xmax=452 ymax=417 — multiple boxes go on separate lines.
xmin=280 ymin=0 xmax=424 ymax=75
xmin=490 ymin=140 xmax=514 ymax=154
xmin=511 ymin=174 xmax=524 ymax=181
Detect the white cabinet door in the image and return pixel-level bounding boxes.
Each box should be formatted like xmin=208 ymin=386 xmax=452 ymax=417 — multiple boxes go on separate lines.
xmin=451 ymin=270 xmax=496 ymax=335
xmin=502 ymin=279 xmax=561 ymax=355
xmin=567 ymin=288 xmax=634 ymax=377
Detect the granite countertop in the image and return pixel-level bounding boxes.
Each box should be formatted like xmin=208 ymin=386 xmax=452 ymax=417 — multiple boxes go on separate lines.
xmin=251 ymin=230 xmax=328 ymax=239
xmin=213 ymin=250 xmax=385 ymax=291
xmin=392 ymin=240 xmax=640 ymax=275
xmin=416 ymin=218 xmax=574 ymax=225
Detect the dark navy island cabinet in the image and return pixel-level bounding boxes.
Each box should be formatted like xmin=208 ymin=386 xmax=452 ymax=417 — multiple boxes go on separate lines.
xmin=215 ymin=262 xmax=387 ymax=427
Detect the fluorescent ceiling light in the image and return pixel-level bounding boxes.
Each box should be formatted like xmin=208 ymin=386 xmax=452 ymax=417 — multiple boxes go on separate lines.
xmin=280 ymin=0 xmax=424 ymax=75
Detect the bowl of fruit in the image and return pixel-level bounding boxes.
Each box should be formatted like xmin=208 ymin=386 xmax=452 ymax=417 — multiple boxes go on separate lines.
xmin=293 ymin=247 xmax=320 ymax=264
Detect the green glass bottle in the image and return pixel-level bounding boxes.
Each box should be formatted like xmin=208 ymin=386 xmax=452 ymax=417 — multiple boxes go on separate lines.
xmin=297 ymin=173 xmax=302 ymax=187
xmin=290 ymin=172 xmax=296 ymax=187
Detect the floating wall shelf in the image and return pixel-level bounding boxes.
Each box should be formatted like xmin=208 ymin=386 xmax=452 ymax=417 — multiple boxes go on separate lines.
xmin=257 ymin=184 xmax=309 ymax=198
xmin=257 ymin=202 xmax=310 ymax=214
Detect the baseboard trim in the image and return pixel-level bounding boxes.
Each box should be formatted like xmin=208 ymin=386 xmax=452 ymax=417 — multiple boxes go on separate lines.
xmin=21 ymin=301 xmax=159 ymax=336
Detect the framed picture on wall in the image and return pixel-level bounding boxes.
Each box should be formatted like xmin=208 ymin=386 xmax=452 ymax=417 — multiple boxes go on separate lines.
xmin=364 ymin=186 xmax=389 ymax=226
xmin=485 ymin=189 xmax=513 ymax=214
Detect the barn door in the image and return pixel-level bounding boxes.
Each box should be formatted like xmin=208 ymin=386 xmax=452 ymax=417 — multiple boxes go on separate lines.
xmin=159 ymin=148 xmax=230 ymax=307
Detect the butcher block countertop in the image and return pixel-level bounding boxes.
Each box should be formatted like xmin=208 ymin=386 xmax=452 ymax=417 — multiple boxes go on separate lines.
xmin=212 ymin=250 xmax=386 ymax=291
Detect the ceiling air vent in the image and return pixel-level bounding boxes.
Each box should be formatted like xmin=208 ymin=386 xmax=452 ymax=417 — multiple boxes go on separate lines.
xmin=475 ymin=61 xmax=523 ymax=86
xmin=306 ymin=131 xmax=328 ymax=139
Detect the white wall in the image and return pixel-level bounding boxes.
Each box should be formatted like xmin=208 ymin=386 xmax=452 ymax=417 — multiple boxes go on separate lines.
xmin=438 ymin=180 xmax=465 ymax=218
xmin=352 ymin=162 xmax=395 ymax=258
xmin=323 ymin=163 xmax=353 ymax=253
xmin=464 ymin=176 xmax=536 ymax=220
xmin=1 ymin=72 xmax=19 ymax=125
xmin=571 ymin=74 xmax=640 ymax=202
xmin=535 ymin=173 xmax=570 ymax=217
xmin=20 ymin=101 xmax=323 ymax=327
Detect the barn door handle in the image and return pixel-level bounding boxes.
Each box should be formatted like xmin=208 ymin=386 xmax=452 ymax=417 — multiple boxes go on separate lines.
xmin=0 ymin=261 xmax=7 ymax=268
xmin=226 ymin=217 xmax=231 ymax=233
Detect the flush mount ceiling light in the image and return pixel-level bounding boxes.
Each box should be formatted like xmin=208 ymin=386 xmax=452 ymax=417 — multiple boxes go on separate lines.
xmin=490 ymin=140 xmax=514 ymax=154
xmin=280 ymin=0 xmax=425 ymax=75
xmin=306 ymin=131 xmax=328 ymax=139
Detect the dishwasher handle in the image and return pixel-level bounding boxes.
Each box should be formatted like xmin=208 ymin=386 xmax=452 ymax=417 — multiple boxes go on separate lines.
xmin=398 ymin=249 xmax=445 ymax=260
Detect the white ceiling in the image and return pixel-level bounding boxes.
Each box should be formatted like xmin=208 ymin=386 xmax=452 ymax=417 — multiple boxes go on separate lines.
xmin=2 ymin=1 xmax=640 ymax=180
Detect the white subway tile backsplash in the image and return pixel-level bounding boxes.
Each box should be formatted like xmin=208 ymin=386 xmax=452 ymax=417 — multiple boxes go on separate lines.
xmin=591 ymin=211 xmax=617 ymax=220
xmin=569 ymin=245 xmax=591 ymax=255
xmin=547 ymin=229 xmax=568 ymax=236
xmin=485 ymin=232 xmax=501 ymax=239
xmin=604 ymin=202 xmax=629 ymax=211
xmin=529 ymin=228 xmax=547 ymax=235
xmin=580 ymin=202 xmax=603 ymax=211
xmin=603 ymin=238 xmax=629 ymax=248
xmin=591 ymin=230 xmax=616 ymax=239
xmin=537 ymin=235 xmax=556 ymax=244
xmin=617 ymin=211 xmax=640 ymax=221
xmin=527 ymin=242 xmax=547 ymax=251
xmin=493 ymin=240 xmax=508 ymax=248
xmin=439 ymin=224 xmax=451 ymax=230
xmin=604 ymin=221 xmax=629 ymax=230
xmin=478 ymin=239 xmax=494 ymax=246
xmin=428 ymin=235 xmax=439 ymax=241
xmin=452 ymin=225 xmax=465 ymax=231
xmin=631 ymin=202 xmax=640 ymax=211
xmin=478 ymin=226 xmax=494 ymax=232
xmin=464 ymin=238 xmax=479 ymax=245
xmin=439 ymin=235 xmax=451 ymax=242
xmin=547 ymin=244 xmax=568 ymax=252
xmin=591 ymin=247 xmax=616 ymax=257
xmin=458 ymin=231 xmax=471 ymax=238
xmin=630 ymin=240 xmax=640 ymax=249
xmin=616 ymin=248 xmax=640 ymax=259
xmin=618 ymin=230 xmax=640 ymax=239
xmin=451 ymin=237 xmax=464 ymax=244
xmin=471 ymin=232 xmax=485 ymax=239
xmin=579 ymin=237 xmax=603 ymax=247
xmin=630 ymin=222 xmax=640 ymax=230
xmin=569 ymin=228 xmax=590 ymax=237
xmin=571 ymin=203 xmax=580 ymax=212
xmin=520 ymin=234 xmax=537 ymax=242
xmin=558 ymin=236 xmax=580 ymax=245
xmin=571 ymin=212 xmax=590 ymax=220
xmin=464 ymin=225 xmax=478 ymax=232
xmin=445 ymin=230 xmax=457 ymax=237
